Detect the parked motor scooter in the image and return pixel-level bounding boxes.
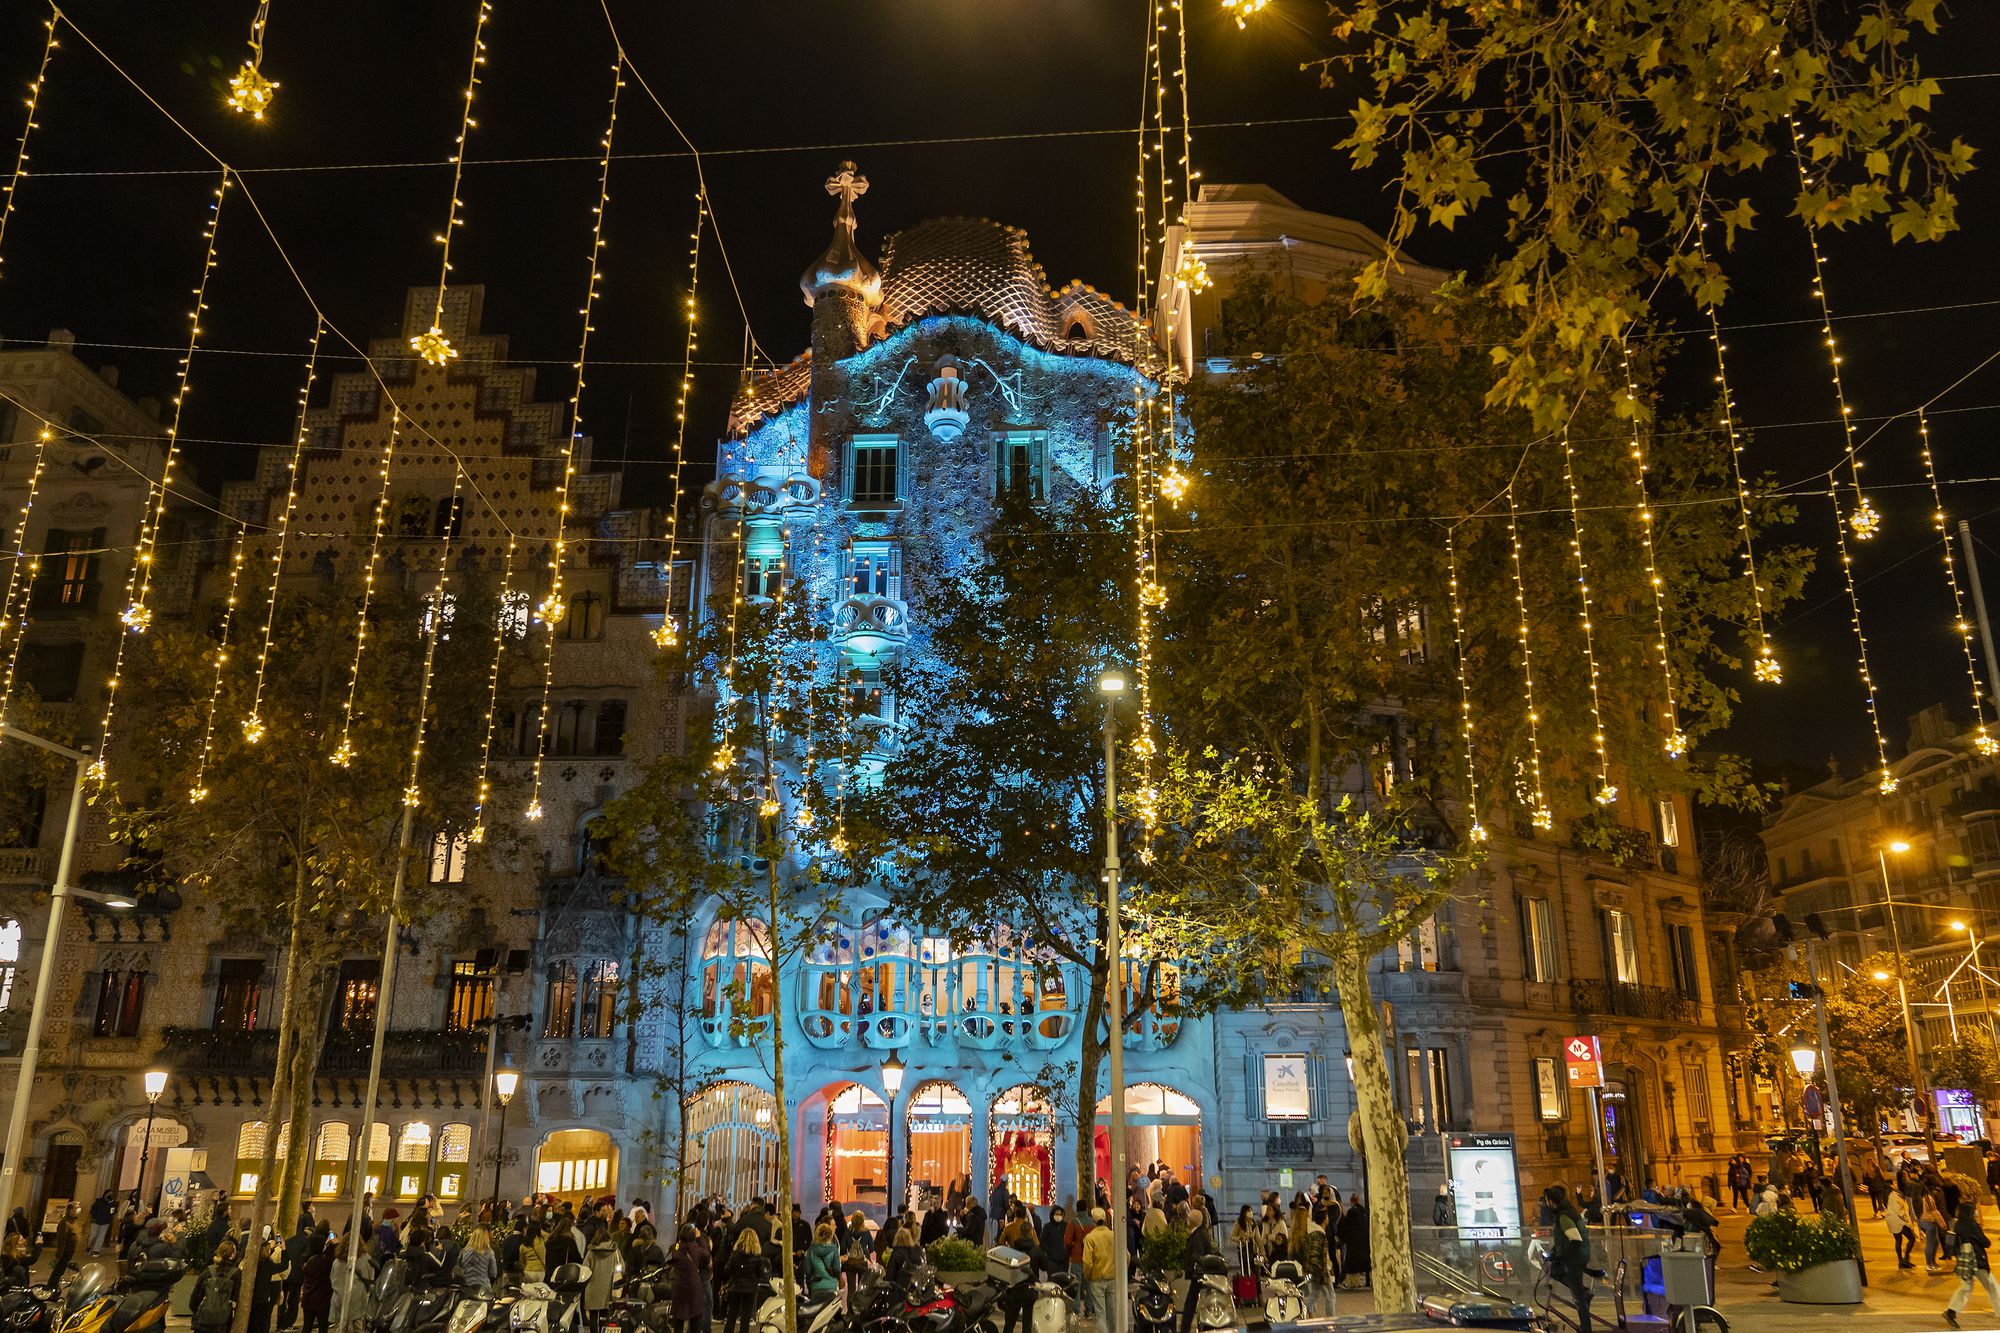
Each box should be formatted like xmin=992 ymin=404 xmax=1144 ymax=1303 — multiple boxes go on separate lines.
xmin=0 ymin=1280 xmax=60 ymax=1333
xmin=511 ymin=1263 xmax=592 ymax=1333
xmin=1128 ymin=1271 xmax=1176 ymax=1333
xmin=53 ymin=1259 xmax=181 ymax=1333
xmin=1260 ymin=1258 xmax=1307 ymax=1324
xmin=1188 ymin=1256 xmax=1234 ymax=1332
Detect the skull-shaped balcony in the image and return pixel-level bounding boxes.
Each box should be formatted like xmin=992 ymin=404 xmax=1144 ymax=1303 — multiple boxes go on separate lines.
xmin=838 ymin=594 xmax=909 ymax=662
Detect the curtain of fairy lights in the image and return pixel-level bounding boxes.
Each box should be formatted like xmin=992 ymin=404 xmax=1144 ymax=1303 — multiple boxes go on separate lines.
xmin=1619 ymin=343 xmax=1687 ymax=757
xmin=0 ymin=6 xmax=60 ymax=282
xmin=1504 ymin=486 xmax=1553 ymax=830
xmin=652 ymin=189 xmax=707 ymax=651
xmin=1442 ymin=526 xmax=1486 ymax=843
xmin=1916 ymin=409 xmax=1997 ymax=755
xmin=242 ymin=317 xmax=323 ymax=745
xmin=0 ymin=428 xmax=49 ymax=725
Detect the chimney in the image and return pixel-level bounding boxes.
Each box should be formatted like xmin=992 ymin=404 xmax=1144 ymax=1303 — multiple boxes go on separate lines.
xmin=46 ymin=329 xmax=75 ymax=352
xmin=98 ymin=365 xmax=119 ymax=389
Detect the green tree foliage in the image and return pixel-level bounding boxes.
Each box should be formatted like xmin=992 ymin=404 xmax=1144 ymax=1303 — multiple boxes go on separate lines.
xmin=1748 ymin=950 xmax=1910 ymax=1140
xmin=1153 ymin=283 xmax=1807 ymax=1311
xmin=1927 ymin=1032 xmax=2000 ymax=1097
xmin=107 ymin=563 xmax=502 ymax=1331
xmin=1310 ymin=0 xmax=1975 ymax=418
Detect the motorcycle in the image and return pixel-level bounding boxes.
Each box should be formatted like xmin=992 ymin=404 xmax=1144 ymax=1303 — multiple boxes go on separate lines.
xmin=1129 ymin=1271 xmax=1176 ymax=1333
xmin=1188 ymin=1257 xmax=1234 ymax=1332
xmin=53 ymin=1259 xmax=181 ymax=1333
xmin=1261 ymin=1258 xmax=1307 ymax=1324
xmin=0 ymin=1280 xmax=59 ymax=1333
xmin=511 ymin=1262 xmax=592 ymax=1333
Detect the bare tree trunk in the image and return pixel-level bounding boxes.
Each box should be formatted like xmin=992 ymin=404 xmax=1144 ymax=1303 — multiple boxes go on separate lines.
xmin=1332 ymin=943 xmax=1415 ymax=1314
xmin=674 ymin=920 xmax=694 ymax=1219
xmin=1074 ymin=964 xmax=1107 ymax=1210
xmin=764 ymin=848 xmax=797 ymax=1333
xmin=230 ymin=856 xmax=311 ymax=1333
xmin=275 ymin=967 xmax=333 ymax=1230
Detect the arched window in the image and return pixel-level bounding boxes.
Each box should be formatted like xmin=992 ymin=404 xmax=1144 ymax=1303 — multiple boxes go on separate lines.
xmin=801 ymin=929 xmax=855 ymax=1049
xmin=393 ymin=1122 xmax=433 ymax=1199
xmin=1115 ymin=958 xmax=1184 ymax=1050
xmin=436 ymin=1124 xmax=471 ymax=1201
xmin=580 ymin=960 xmax=619 ymax=1039
xmin=700 ymin=917 xmax=773 ymax=1048
xmin=543 ymin=962 xmax=578 ymax=1038
xmin=904 ymin=1082 xmax=972 ymax=1204
xmin=234 ymin=1122 xmax=267 ymax=1196
xmin=991 ymin=1086 xmax=1055 ymax=1206
xmin=311 ymin=1123 xmax=350 ymax=1198
xmin=363 ymin=1122 xmax=390 ymax=1198
xmin=856 ymin=917 xmax=916 ymax=1048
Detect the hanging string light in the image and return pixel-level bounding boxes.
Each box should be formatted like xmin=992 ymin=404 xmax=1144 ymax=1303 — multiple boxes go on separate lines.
xmin=0 ymin=6 xmax=59 ymax=282
xmin=1123 ymin=7 xmax=1166 ymax=844
xmin=1504 ymin=485 xmax=1553 ymax=831
xmin=403 ymin=467 xmax=465 ymax=811
xmin=1695 ymin=219 xmax=1781 ymax=684
xmin=330 ymin=407 xmax=404 ymax=767
xmin=1826 ymin=483 xmax=1897 ymax=793
xmin=652 ymin=188 xmax=706 ymax=652
xmin=709 ymin=519 xmax=747 ymax=780
xmin=188 ymin=522 xmax=250 ymax=804
xmin=1916 ymin=409 xmax=1998 ymax=756
xmin=1619 ymin=343 xmax=1686 ymax=757
xmin=223 ymin=1 xmax=279 ymax=120
xmin=524 ymin=53 xmax=623 ymax=821
xmin=469 ymin=536 xmax=517 ymax=842
xmin=0 ymin=428 xmax=50 ymax=725
xmin=1442 ymin=526 xmax=1486 ymax=844
xmin=1559 ymin=426 xmax=1617 ymax=805
xmin=1790 ymin=118 xmax=1876 ymax=540
xmin=410 ymin=0 xmax=494 ymax=368
xmin=94 ymin=169 xmax=232 ymax=780
xmin=242 ymin=317 xmax=322 ymax=744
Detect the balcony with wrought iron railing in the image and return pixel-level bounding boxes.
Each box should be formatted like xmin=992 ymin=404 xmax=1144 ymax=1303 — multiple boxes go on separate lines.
xmin=1568 ymin=978 xmax=1695 ymax=1022
xmin=157 ymin=1026 xmax=486 ymax=1077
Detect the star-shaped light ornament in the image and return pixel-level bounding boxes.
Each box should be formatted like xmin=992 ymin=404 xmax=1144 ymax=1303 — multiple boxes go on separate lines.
xmin=1976 ymin=728 xmax=2000 ymax=758
xmin=225 ymin=62 xmax=279 ymax=120
xmin=1221 ymin=0 xmax=1270 ymax=28
xmin=1468 ymin=822 xmax=1489 ymax=844
xmin=242 ymin=714 xmax=266 ymax=744
xmin=524 ymin=800 xmax=545 ymax=822
xmin=1664 ymin=730 xmax=1689 ymax=760
xmin=329 ymin=739 xmax=354 ymax=768
xmin=188 ymin=786 xmax=209 ymax=805
xmin=1753 ymin=651 xmax=1783 ymax=685
xmin=1531 ymin=806 xmax=1554 ymax=832
xmin=1174 ymin=250 xmax=1213 ymax=295
xmin=1877 ymin=770 xmax=1900 ymax=796
xmin=1159 ymin=467 xmax=1190 ymax=506
xmin=403 ymin=784 xmax=422 ymax=808
xmin=1594 ymin=785 xmax=1620 ymax=807
xmin=120 ymin=603 xmax=153 ymax=634
xmin=1139 ymin=580 xmax=1169 ymax=610
xmin=651 ymin=621 xmax=678 ymax=650
xmin=1849 ymin=498 xmax=1882 ymax=540
xmin=411 ymin=326 xmax=458 ymax=367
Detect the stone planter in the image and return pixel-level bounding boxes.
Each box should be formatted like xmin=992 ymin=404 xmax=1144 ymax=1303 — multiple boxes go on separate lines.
xmin=1775 ymin=1259 xmax=1863 ymax=1304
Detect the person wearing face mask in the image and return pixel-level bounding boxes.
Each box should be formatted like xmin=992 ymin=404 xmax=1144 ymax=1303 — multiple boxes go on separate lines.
xmin=1035 ymin=1205 xmax=1070 ymax=1279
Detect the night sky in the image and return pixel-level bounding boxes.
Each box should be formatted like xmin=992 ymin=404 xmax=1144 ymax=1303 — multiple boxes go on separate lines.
xmin=4 ymin=0 xmax=1999 ymax=781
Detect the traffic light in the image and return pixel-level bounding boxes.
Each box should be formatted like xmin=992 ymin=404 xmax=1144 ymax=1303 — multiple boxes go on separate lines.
xmin=1786 ymin=980 xmax=1821 ymax=1001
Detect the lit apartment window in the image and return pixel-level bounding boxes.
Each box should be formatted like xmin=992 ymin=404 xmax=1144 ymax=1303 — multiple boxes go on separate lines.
xmin=1397 ymin=915 xmax=1441 ymax=972
xmin=1668 ymin=923 xmax=1700 ymax=1000
xmin=580 ymin=960 xmax=619 ymax=1039
xmin=212 ymin=959 xmax=264 ymax=1032
xmin=743 ymin=553 xmax=784 ymax=600
xmin=846 ymin=438 xmax=900 ymax=506
xmin=331 ymin=960 xmax=379 ymax=1033
xmin=92 ymin=969 xmax=146 ymax=1038
xmin=1606 ymin=909 xmax=1641 ymax=985
xmin=849 ymin=542 xmax=900 ymax=598
xmin=0 ymin=918 xmax=16 ymax=1009
xmin=446 ymin=960 xmax=493 ymax=1032
xmin=1655 ymin=798 xmax=1681 ymax=848
xmin=1522 ymin=897 xmax=1559 ymax=983
xmin=994 ymin=431 xmax=1047 ymax=503
xmin=429 ymin=831 xmax=468 ymax=885
xmin=543 ymin=961 xmax=578 ymax=1038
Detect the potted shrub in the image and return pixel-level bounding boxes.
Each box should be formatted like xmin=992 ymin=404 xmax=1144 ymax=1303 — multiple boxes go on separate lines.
xmin=1744 ymin=1210 xmax=1863 ymax=1304
xmin=1141 ymin=1225 xmax=1191 ymax=1302
xmin=927 ymin=1237 xmax=986 ymax=1286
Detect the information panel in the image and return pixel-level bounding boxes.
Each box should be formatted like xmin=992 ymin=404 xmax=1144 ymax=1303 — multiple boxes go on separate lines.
xmin=1447 ymin=1132 xmax=1523 ymax=1239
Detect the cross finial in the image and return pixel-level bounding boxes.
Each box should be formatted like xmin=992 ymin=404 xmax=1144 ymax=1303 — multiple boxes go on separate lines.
xmin=826 ymin=161 xmax=869 ymax=210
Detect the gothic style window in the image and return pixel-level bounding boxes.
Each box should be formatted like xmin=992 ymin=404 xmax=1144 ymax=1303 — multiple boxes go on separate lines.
xmin=212 ymin=959 xmax=264 ymax=1032
xmin=543 ymin=962 xmax=578 ymax=1038
xmin=580 ymin=960 xmax=619 ymax=1039
xmin=93 ymin=969 xmax=146 ymax=1038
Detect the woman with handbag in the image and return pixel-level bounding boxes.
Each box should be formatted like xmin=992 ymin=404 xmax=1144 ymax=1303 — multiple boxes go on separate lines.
xmin=1945 ymin=1201 xmax=1999 ymax=1327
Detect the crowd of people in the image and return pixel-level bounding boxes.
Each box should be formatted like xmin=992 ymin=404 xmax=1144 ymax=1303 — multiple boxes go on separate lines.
xmin=0 ymin=1163 xmax=1391 ymax=1333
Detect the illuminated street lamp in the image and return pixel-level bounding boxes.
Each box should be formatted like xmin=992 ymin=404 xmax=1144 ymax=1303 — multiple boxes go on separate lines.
xmin=489 ymin=1066 xmax=518 ymax=1213
xmin=881 ymin=1052 xmax=905 ymax=1217
xmin=1875 ymin=836 xmax=1934 ymax=1155
xmin=135 ymin=1069 xmax=169 ymax=1212
xmin=1790 ymin=1040 xmax=1818 ymax=1080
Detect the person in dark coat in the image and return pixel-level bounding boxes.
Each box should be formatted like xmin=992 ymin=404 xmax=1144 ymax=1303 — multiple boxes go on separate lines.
xmin=298 ymin=1239 xmax=337 ymax=1333
xmin=720 ymin=1230 xmax=769 ymax=1333
xmin=1947 ymin=1199 xmax=2000 ymax=1327
xmin=249 ymin=1237 xmax=288 ymax=1333
xmin=1334 ymin=1197 xmax=1371 ymax=1289
xmin=958 ymin=1201 xmax=986 ymax=1246
xmin=666 ymin=1225 xmax=708 ymax=1333
xmin=919 ymin=1207 xmax=950 ymax=1248
xmin=1035 ymin=1206 xmax=1071 ymax=1279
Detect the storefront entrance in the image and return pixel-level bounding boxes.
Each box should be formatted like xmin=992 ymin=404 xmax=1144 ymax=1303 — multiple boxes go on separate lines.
xmin=686 ymin=1082 xmax=781 ymax=1208
xmin=904 ymin=1082 xmax=971 ymax=1212
xmin=992 ymin=1086 xmax=1055 ymax=1206
xmin=535 ymin=1129 xmax=616 ymax=1202
xmin=816 ymin=1083 xmax=888 ymax=1217
xmin=1093 ymin=1083 xmax=1201 ymax=1193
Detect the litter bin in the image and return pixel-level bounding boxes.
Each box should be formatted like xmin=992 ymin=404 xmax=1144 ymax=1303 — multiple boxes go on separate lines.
xmin=1661 ymin=1248 xmax=1715 ymax=1307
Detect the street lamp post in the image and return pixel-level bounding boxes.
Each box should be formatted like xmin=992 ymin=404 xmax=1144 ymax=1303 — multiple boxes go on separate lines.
xmin=881 ymin=1053 xmax=905 ymax=1220
xmin=489 ymin=1067 xmax=518 ymax=1216
xmin=1876 ymin=839 xmax=1936 ymax=1156
xmin=0 ymin=727 xmax=93 ymax=1216
xmin=1098 ymin=669 xmax=1129 ymax=1333
xmin=1796 ymin=940 xmax=1866 ymax=1285
xmin=135 ymin=1070 xmax=168 ymax=1213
